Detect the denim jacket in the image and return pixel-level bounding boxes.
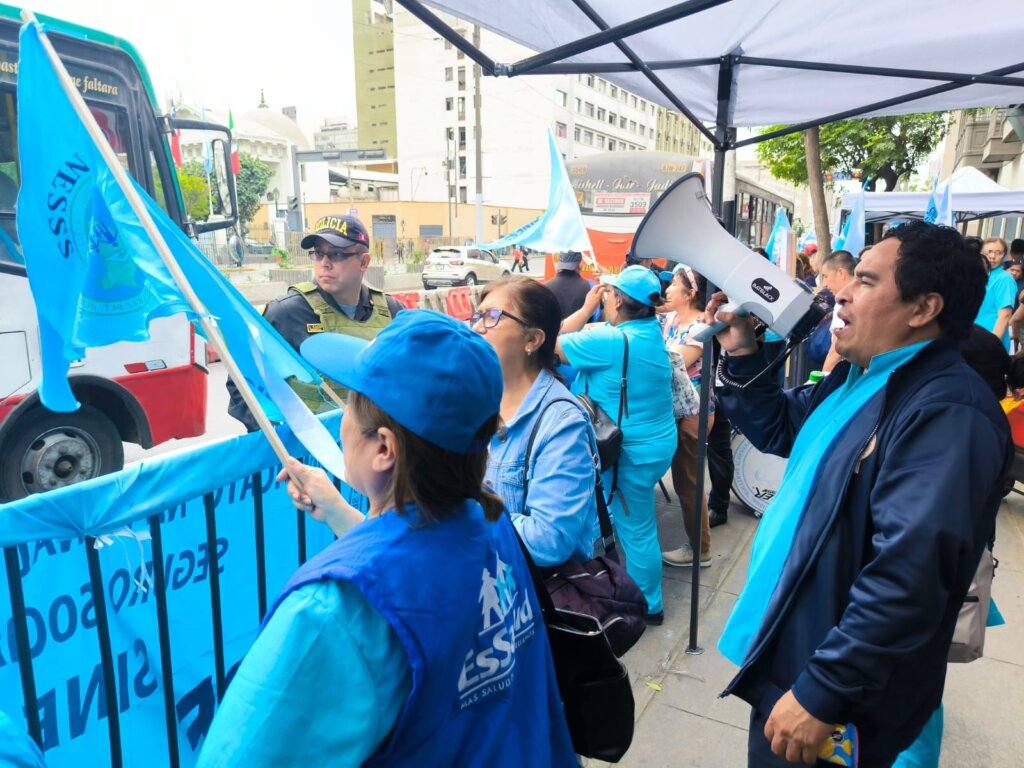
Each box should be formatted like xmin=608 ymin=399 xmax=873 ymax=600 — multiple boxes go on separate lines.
xmin=485 ymin=368 xmax=599 ymax=567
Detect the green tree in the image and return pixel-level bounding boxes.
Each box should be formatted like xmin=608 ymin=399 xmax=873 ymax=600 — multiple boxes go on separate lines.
xmin=757 ymin=113 xmax=949 ymax=192
xmin=176 ymin=159 xmax=210 ymax=221
xmin=234 ymin=153 xmax=273 ymax=231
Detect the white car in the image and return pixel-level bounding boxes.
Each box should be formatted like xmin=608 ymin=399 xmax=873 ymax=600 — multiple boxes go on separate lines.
xmin=422 ymin=246 xmax=510 ymax=289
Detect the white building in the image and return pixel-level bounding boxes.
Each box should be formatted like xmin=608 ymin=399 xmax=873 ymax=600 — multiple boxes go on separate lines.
xmin=390 ymin=6 xmax=659 ymax=215
xmin=315 ymin=117 xmax=359 ymax=152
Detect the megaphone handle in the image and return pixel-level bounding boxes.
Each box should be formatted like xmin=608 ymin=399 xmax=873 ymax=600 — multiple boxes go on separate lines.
xmin=691 ymin=303 xmax=747 ymax=343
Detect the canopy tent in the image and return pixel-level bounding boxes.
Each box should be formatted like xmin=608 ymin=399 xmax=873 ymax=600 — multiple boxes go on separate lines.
xmin=839 ymin=166 xmax=1024 ymax=223
xmin=395 ymin=0 xmax=1024 ymax=651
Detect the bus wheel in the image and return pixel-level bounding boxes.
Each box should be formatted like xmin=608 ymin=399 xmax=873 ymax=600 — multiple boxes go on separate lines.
xmin=0 ymin=406 xmax=124 ymax=501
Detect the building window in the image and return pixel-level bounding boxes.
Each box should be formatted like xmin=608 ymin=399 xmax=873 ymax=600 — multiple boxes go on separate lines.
xmin=631 ymin=95 xmax=638 ymax=108
xmin=555 ymin=122 xmax=567 ymax=138
xmin=608 ymin=138 xmax=615 ymax=151
xmin=446 ymin=127 xmax=455 ymax=141
xmin=459 ymin=156 xmax=467 ymax=178
xmin=444 ymin=39 xmax=453 ymax=50
xmin=609 ymin=112 xmax=616 ymax=125
xmin=619 ymin=116 xmax=627 ymax=128
xmin=459 ymin=186 xmax=468 ymax=203
xmin=555 ymin=89 xmax=567 ymax=107
xmin=629 ymin=120 xmax=637 ymax=132
xmin=597 ymin=79 xmax=606 ymax=94
xmin=584 ymin=75 xmax=594 ymax=87
xmin=445 ymin=97 xmax=453 ymax=111
xmin=584 ymin=102 xmax=594 ymax=117
xmin=457 ymin=67 xmax=466 ymax=91
xmin=639 ymin=99 xmax=646 ymax=112
xmin=575 ymin=98 xmax=582 ymax=112
xmin=619 ymin=141 xmax=627 ymax=150
xmin=597 ymin=107 xmax=605 ymax=120
xmin=457 ymin=97 xmax=466 ymax=119
xmin=458 ymin=126 xmax=466 ymax=149
xmin=445 ymin=67 xmax=453 ymax=81
xmin=583 ymin=130 xmax=593 ymax=145
xmin=610 ymin=85 xmax=618 ymax=98
xmin=649 ymin=128 xmax=654 ymax=139
xmin=574 ymin=126 xmax=581 ymax=141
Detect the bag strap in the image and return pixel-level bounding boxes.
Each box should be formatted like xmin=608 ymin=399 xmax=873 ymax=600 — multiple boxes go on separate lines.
xmin=617 ymin=331 xmax=629 ymax=424
xmin=511 ymin=522 xmax=558 ymax=616
xmin=521 ymin=397 xmax=615 ymax=545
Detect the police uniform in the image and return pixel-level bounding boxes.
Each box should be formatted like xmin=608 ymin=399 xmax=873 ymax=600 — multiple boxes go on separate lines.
xmin=226 ymin=214 xmax=403 ymax=432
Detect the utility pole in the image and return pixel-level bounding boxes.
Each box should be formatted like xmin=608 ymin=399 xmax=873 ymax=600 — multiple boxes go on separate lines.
xmin=473 ymin=24 xmax=484 ymax=244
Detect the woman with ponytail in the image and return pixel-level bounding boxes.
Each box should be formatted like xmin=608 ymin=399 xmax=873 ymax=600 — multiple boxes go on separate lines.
xmin=199 ymin=311 xmax=575 ymax=768
xmin=474 ymin=276 xmax=599 ymax=567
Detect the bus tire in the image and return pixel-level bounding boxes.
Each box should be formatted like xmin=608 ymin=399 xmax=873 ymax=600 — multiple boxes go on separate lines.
xmin=0 ymin=406 xmax=124 ymax=501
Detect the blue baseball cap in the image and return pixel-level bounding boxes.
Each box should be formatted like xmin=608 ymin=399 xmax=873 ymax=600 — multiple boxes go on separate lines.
xmin=300 ymin=310 xmax=502 ymax=453
xmin=600 ymin=264 xmax=662 ymax=306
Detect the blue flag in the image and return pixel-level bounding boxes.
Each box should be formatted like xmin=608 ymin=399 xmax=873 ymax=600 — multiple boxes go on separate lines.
xmin=764 ymin=207 xmax=791 ymax=265
xmin=16 ymin=21 xmax=346 ymax=479
xmin=924 ymin=177 xmax=953 ymax=227
xmin=834 ymin=182 xmax=867 ymax=256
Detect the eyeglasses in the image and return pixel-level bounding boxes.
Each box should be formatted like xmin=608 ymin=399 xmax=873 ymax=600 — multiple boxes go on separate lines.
xmin=470 ymin=308 xmax=529 ymax=329
xmin=310 ymin=248 xmax=365 ymax=263
xmin=983 ymin=250 xmax=1005 ymax=256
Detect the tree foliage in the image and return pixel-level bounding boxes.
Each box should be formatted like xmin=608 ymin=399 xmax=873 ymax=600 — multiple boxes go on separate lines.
xmin=756 ymin=113 xmax=949 ymax=191
xmin=234 ymin=153 xmax=274 ymax=230
xmin=176 ymin=159 xmax=210 ymax=221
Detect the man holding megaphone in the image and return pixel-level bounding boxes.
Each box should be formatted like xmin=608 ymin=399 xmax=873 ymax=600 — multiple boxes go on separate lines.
xmin=708 ymin=221 xmax=1010 ymax=766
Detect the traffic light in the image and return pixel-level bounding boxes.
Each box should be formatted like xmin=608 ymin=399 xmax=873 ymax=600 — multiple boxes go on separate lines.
xmin=287 ymin=196 xmax=299 ymax=212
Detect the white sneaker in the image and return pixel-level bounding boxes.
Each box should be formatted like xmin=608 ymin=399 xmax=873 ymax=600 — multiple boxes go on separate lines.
xmin=662 ymin=544 xmax=712 ymax=568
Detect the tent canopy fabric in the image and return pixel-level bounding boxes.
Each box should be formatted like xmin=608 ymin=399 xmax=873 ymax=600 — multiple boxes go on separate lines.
xmin=411 ymin=0 xmax=1024 ymax=139
xmin=839 ymin=167 xmax=1024 ymax=223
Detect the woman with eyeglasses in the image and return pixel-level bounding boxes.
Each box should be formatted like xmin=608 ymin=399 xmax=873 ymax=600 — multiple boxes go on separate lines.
xmin=976 ymin=236 xmax=1016 ymax=351
xmin=554 ymin=265 xmax=677 ymax=625
xmin=472 ymin=277 xmax=599 ymax=567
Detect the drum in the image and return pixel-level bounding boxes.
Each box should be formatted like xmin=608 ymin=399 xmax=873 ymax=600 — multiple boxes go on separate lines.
xmin=730 ymin=431 xmax=788 ymax=517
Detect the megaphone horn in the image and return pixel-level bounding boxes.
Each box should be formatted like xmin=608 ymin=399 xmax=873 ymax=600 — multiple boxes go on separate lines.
xmin=631 ymin=173 xmax=824 ymax=340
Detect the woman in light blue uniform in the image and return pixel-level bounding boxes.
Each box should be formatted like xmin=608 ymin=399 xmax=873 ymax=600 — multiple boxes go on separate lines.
xmin=556 ymin=265 xmax=677 ymax=624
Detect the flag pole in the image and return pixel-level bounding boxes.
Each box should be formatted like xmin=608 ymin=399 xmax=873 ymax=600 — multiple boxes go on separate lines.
xmin=22 ymin=12 xmax=301 ymax=482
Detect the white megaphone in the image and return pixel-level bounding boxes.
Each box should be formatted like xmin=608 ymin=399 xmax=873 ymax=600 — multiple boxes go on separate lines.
xmin=630 ymin=173 xmax=827 ymax=342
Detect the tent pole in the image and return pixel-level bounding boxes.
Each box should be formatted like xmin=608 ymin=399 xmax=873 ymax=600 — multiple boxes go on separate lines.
xmin=688 ymin=54 xmax=735 ymax=655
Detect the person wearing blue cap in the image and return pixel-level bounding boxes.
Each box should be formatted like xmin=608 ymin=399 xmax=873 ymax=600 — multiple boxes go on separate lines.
xmin=555 ymin=265 xmax=677 ymax=624
xmin=198 ymin=310 xmax=575 ymax=767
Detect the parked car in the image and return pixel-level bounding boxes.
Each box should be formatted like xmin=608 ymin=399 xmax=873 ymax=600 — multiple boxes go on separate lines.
xmin=422 ymin=246 xmax=510 ymax=289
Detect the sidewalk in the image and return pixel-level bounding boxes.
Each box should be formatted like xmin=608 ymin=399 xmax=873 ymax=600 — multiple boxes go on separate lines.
xmin=598 ymin=481 xmax=1024 ymax=766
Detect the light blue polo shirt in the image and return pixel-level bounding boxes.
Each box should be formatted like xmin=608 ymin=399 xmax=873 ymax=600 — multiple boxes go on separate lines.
xmin=975 ymin=267 xmax=1017 ymax=351
xmin=560 ymin=318 xmax=677 ymax=465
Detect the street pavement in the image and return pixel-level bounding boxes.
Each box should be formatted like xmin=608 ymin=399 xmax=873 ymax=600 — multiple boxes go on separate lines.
xmin=595 ymin=479 xmax=1024 ymax=766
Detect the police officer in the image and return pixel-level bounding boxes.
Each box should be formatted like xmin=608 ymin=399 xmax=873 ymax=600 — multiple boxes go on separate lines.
xmin=227 ymin=214 xmax=403 ymax=431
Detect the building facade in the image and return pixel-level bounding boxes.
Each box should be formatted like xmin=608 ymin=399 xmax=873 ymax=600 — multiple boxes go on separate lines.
xmin=353 ymin=0 xmax=398 ymax=163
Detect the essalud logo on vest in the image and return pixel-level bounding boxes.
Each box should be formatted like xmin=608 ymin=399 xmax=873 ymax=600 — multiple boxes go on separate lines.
xmin=457 ymin=550 xmax=536 ymax=710
xmin=49 ymin=153 xmax=160 ymax=318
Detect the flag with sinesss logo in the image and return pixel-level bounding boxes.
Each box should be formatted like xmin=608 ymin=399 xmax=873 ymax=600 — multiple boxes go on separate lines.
xmin=834 ymin=182 xmax=867 ymax=256
xmin=924 ymin=177 xmax=954 ymax=227
xmin=15 ymin=21 xmax=346 ymax=478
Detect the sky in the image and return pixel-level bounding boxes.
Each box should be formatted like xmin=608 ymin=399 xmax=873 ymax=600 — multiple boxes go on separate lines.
xmin=27 ymin=0 xmax=359 ymax=137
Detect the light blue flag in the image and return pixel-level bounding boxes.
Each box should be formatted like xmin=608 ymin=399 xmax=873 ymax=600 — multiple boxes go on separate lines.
xmin=834 ymin=183 xmax=866 ymax=255
xmin=15 ymin=21 xmax=346 ymax=479
xmin=764 ymin=207 xmax=790 ymax=265
xmin=477 ymin=130 xmax=593 ymax=258
xmin=924 ymin=177 xmax=954 ymax=227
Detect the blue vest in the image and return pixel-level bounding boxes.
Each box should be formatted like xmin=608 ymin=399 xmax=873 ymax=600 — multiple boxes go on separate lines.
xmin=266 ymin=501 xmax=576 ymax=767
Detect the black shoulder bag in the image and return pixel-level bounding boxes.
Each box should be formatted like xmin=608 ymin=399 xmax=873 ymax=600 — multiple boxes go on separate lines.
xmin=521 ymin=398 xmax=648 ymax=657
xmin=512 ymin=511 xmax=635 ymax=762
xmin=577 ymin=332 xmax=628 ymax=490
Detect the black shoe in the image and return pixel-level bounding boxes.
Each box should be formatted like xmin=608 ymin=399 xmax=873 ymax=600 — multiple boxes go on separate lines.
xmin=645 ymin=610 xmax=664 ymax=626
xmin=709 ymin=509 xmax=728 ymax=528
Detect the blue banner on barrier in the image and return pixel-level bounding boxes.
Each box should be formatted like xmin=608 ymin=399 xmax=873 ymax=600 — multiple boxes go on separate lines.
xmin=0 ymin=412 xmax=364 ymax=766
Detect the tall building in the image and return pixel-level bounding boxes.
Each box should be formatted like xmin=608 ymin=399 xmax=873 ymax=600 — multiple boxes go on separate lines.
xmin=353 ymin=0 xmax=397 ymax=162
xmin=314 ymin=117 xmax=359 ymax=151
xmin=656 ymin=108 xmax=713 ymax=159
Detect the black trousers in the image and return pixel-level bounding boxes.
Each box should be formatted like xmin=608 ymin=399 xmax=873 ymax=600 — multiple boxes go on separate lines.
xmin=706 ymin=407 xmax=734 ymax=514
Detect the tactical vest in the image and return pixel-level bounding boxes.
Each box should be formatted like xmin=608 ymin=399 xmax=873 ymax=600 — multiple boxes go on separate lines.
xmin=266 ymin=502 xmax=576 ymax=767
xmin=288 ymin=282 xmax=393 ymax=408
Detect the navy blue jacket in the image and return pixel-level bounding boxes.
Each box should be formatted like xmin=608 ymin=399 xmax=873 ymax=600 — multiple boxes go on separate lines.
xmin=718 ymin=337 xmax=1011 ymax=766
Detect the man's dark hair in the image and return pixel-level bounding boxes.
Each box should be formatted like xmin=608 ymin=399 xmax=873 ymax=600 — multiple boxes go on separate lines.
xmin=881 ymin=221 xmax=986 ymax=341
xmin=821 ymin=249 xmax=856 ymax=274
xmin=1011 ymin=238 xmax=1024 ymax=258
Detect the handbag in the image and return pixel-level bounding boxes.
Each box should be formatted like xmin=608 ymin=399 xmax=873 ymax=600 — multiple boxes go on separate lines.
xmin=948 ymin=546 xmax=996 ymax=663
xmin=668 ymin=349 xmax=701 ymax=420
xmin=577 ymin=332 xmax=628 ymax=473
xmin=521 ymin=398 xmax=648 ymax=657
xmin=513 ymin=525 xmax=636 ymax=762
